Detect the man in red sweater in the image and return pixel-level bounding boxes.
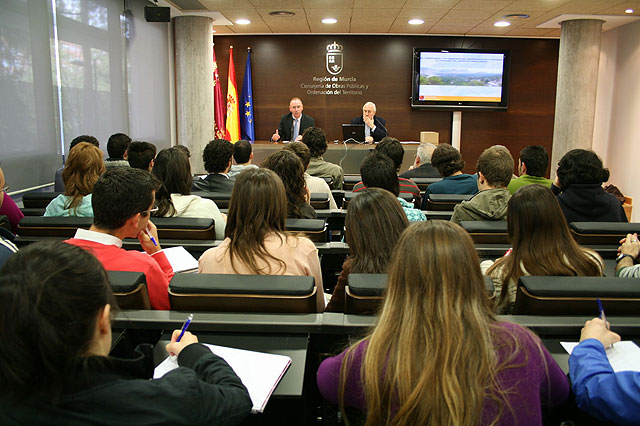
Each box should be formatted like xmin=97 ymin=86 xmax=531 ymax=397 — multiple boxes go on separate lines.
xmin=65 ymin=168 xmax=173 ymax=310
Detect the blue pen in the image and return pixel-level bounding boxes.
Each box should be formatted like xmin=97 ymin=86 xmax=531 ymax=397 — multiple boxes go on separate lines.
xmin=597 ymin=298 xmax=606 ymax=325
xmin=145 ymin=229 xmax=158 ymax=246
xmin=176 ymin=314 xmax=193 ymax=342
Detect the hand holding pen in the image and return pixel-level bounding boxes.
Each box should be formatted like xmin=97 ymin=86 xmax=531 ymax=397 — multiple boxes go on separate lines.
xmin=166 ymin=314 xmax=196 ymax=356
xmin=579 ymin=300 xmax=620 ymax=349
xmin=138 ymin=222 xmax=161 ymax=254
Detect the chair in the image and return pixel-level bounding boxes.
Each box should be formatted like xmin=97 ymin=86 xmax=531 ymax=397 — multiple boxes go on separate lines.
xmin=569 ymin=222 xmax=640 ymax=245
xmin=460 ymin=221 xmax=509 ymax=244
xmin=108 ymin=271 xmax=151 ymax=310
xmin=310 ymin=193 xmax=330 ymax=209
xmin=22 ymin=192 xmax=61 ymax=208
xmin=513 ymin=276 xmax=640 ymax=315
xmin=168 ymin=273 xmax=317 ymax=313
xmin=20 ymin=208 xmax=46 ymax=216
xmin=345 ymin=274 xmax=495 ymax=315
xmin=331 ymin=190 xmax=345 ymax=209
xmin=321 ymin=176 xmax=334 ymax=187
xmin=424 ymin=210 xmax=453 ymax=221
xmin=411 ymin=177 xmax=442 ymax=191
xmin=343 ymin=191 xmax=414 ymax=209
xmin=342 ymin=175 xmax=361 ymax=191
xmin=425 ymin=194 xmax=473 ymax=211
xmin=286 ymin=218 xmax=328 ymax=242
xmin=192 ymin=191 xmax=232 ymax=208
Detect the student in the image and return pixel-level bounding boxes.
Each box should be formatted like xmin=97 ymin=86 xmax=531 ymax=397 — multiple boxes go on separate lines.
xmin=284 ymin=142 xmax=338 ymax=210
xmin=199 ymin=168 xmax=325 ymax=312
xmin=423 ymin=143 xmax=477 ymax=206
xmin=54 ymin=134 xmax=100 ymax=192
xmin=317 ymin=221 xmax=569 ymax=425
xmin=0 ymin=241 xmax=251 ymax=425
xmin=325 ymin=188 xmax=408 ymax=312
xmin=127 ymin=141 xmax=157 ymax=172
xmin=569 ymin=317 xmax=639 ymax=424
xmin=400 ymin=142 xmax=440 ymax=179
xmin=0 ymin=164 xmax=24 ymax=234
xmin=45 ymin=142 xmax=105 ymax=217
xmin=483 ymin=185 xmax=603 ymax=314
xmin=262 ymin=149 xmax=316 ymax=219
xmin=152 ymin=147 xmax=226 ymax=239
xmin=507 ymin=145 xmax=552 ymax=194
xmin=104 ymin=132 xmax=131 ymax=168
xmin=192 ymin=139 xmax=236 ymax=194
xmin=229 ymin=139 xmax=258 ymax=178
xmin=302 ymin=127 xmax=344 ymax=189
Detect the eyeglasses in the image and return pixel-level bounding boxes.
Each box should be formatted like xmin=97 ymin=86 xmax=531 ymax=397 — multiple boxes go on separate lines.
xmin=140 ymin=207 xmax=159 ymax=215
xmin=1 ymin=185 xmax=9 ymax=193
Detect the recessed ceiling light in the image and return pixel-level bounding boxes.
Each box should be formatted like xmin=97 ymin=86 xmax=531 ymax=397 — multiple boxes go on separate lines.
xmin=625 ymin=8 xmax=634 ymax=14
xmin=494 ymin=21 xmax=511 ymax=27
xmin=408 ymin=19 xmax=424 ymax=25
xmin=235 ymin=19 xmax=251 ymax=25
xmin=322 ymin=18 xmax=337 ymax=24
xmin=503 ymin=13 xmax=529 ymax=19
xmin=269 ymin=11 xmax=295 ymax=17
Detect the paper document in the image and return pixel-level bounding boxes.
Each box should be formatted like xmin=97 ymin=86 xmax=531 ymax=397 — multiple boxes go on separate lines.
xmin=162 ymin=246 xmax=198 ymax=273
xmin=561 ymin=341 xmax=640 ymax=372
xmin=154 ymin=344 xmax=291 ymax=413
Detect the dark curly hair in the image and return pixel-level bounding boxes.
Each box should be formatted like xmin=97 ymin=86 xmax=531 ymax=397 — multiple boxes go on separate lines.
xmin=375 ymin=137 xmax=404 ymax=170
xmin=301 ymin=127 xmax=328 ymax=158
xmin=557 ymin=149 xmax=609 ymax=190
xmin=431 ymin=144 xmax=465 ymax=177
xmin=262 ymin=150 xmax=308 ymax=218
xmin=203 ymin=139 xmax=234 ymax=174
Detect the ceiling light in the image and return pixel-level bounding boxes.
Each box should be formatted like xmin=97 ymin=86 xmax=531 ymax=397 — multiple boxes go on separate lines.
xmin=503 ymin=13 xmax=529 ymax=19
xmin=408 ymin=19 xmax=424 ymax=25
xmin=235 ymin=19 xmax=251 ymax=25
xmin=269 ymin=11 xmax=295 ymax=17
xmin=494 ymin=21 xmax=511 ymax=27
xmin=322 ymin=18 xmax=337 ymax=24
xmin=625 ymin=9 xmax=634 ymax=14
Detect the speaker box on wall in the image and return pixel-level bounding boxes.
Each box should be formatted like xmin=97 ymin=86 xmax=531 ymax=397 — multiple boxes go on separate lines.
xmin=144 ymin=6 xmax=170 ymax=22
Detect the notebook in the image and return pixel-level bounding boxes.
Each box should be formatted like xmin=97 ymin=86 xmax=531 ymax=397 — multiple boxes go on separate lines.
xmin=162 ymin=246 xmax=199 ymax=273
xmin=561 ymin=341 xmax=640 ymax=372
xmin=154 ymin=343 xmax=291 ymax=413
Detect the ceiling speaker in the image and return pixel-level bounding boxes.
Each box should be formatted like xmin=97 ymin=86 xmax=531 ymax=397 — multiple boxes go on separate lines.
xmin=144 ymin=6 xmax=170 ymax=22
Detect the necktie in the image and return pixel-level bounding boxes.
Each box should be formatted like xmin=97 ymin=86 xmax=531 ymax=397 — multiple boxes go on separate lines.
xmin=293 ymin=118 xmax=300 ymax=141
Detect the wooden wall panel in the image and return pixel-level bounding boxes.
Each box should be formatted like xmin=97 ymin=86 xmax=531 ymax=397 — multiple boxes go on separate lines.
xmin=212 ymin=35 xmax=559 ymax=175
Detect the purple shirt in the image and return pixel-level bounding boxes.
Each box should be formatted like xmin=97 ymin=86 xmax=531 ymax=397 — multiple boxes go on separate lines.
xmin=0 ymin=192 xmax=24 ymax=234
xmin=317 ymin=322 xmax=569 ymax=425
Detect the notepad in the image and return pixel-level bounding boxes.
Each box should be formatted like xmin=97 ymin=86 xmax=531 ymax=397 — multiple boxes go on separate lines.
xmin=561 ymin=341 xmax=640 ymax=372
xmin=154 ymin=344 xmax=291 ymax=413
xmin=162 ymin=246 xmax=199 ymax=273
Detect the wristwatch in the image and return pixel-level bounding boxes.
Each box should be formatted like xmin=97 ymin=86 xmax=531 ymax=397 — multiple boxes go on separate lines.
xmin=615 ymin=253 xmax=635 ymax=264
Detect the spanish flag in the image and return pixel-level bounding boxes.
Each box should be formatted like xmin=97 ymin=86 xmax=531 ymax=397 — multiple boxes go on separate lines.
xmin=225 ymin=46 xmax=240 ymax=142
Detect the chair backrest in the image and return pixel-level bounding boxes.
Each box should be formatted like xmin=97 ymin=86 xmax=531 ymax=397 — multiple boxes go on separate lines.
xmin=108 ymin=271 xmax=151 ymax=310
xmin=514 ymin=276 xmax=640 ymax=315
xmin=20 ymin=208 xmax=46 ymax=216
xmin=331 ymin=190 xmax=345 ymax=209
xmin=151 ymin=217 xmax=216 ymax=240
xmin=309 ymin=193 xmax=330 ymax=209
xmin=343 ymin=191 xmax=413 ymax=209
xmin=411 ymin=177 xmax=442 ymax=191
xmin=345 ymin=273 xmax=495 ymax=315
xmin=285 ymin=218 xmax=328 ymax=242
xmin=22 ymin=192 xmax=61 ymax=208
xmin=424 ymin=210 xmax=453 ymax=221
xmin=569 ymin=222 xmax=640 ymax=245
xmin=426 ymin=193 xmax=473 ymax=211
xmin=342 ymin=175 xmax=361 ymax=190
xmin=321 ymin=176 xmax=334 ymax=187
xmin=460 ymin=221 xmax=509 ymax=244
xmin=168 ymin=273 xmax=317 ymax=313
xmin=192 ymin=191 xmax=232 ymax=208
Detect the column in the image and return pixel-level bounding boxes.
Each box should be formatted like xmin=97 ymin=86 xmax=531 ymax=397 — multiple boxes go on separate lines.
xmin=174 ymin=16 xmax=214 ymax=174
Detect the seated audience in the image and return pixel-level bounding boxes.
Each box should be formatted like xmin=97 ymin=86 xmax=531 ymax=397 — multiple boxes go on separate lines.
xmin=284 ymin=142 xmax=338 ymax=209
xmin=105 ymin=132 xmax=131 ymax=168
xmin=360 ymin=153 xmax=425 ymax=222
xmin=507 ymin=145 xmax=552 ymax=194
xmin=353 ymin=137 xmax=421 ymax=207
xmin=199 ymin=168 xmax=325 ymax=312
xmin=174 ymin=144 xmax=191 ymax=158
xmin=0 ymin=165 xmax=24 ymax=234
xmin=483 ymin=185 xmax=603 ymax=314
xmin=325 ymin=188 xmax=408 ymax=312
xmin=302 ymin=127 xmax=344 ymax=189
xmin=55 ymin=135 xmax=100 ymax=192
xmin=65 ymin=168 xmax=173 ymax=310
xmin=262 ymin=150 xmax=316 ymax=219
xmin=0 ymin=233 xmax=18 ymax=269
xmin=400 ymin=142 xmax=440 ymax=179
xmin=422 ymin=144 xmax=477 ymax=208
xmin=0 ymin=241 xmax=251 ymax=424
xmin=229 ymin=140 xmax=258 ymax=178
xmin=317 ymin=221 xmax=569 ymax=424
xmin=45 ymin=142 xmax=104 ymax=217
xmin=552 ymin=149 xmax=627 ymax=223
xmin=192 ymin=139 xmax=236 ymax=194
xmin=450 ymin=145 xmax=513 ymax=225
xmin=127 ymin=141 xmax=157 ymax=172
xmin=151 ymin=147 xmax=226 ymax=239
xmin=569 ymin=317 xmax=638 ymax=424
xmin=615 ymin=232 xmax=640 ymax=277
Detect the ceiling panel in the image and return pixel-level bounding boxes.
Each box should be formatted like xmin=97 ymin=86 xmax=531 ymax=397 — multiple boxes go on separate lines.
xmin=396 ymin=8 xmax=450 ymax=20
xmin=389 ymin=19 xmax=440 ymax=33
xmin=200 ymin=0 xmax=254 ymax=8
xmin=248 ymin=0 xmax=303 ymax=7
xmin=350 ymin=17 xmax=393 ymax=33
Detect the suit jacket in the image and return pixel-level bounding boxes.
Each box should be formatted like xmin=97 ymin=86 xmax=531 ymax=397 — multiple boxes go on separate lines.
xmin=191 ymin=173 xmax=235 ymax=194
xmin=400 ymin=163 xmax=441 ymax=179
xmin=350 ymin=115 xmax=387 ymax=142
xmin=277 ymin=113 xmax=314 ymax=141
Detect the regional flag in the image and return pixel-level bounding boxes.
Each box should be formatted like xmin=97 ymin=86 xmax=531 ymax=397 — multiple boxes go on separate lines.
xmin=213 ymin=44 xmax=225 ymax=139
xmin=240 ymin=48 xmax=255 ymax=142
xmin=225 ymin=46 xmax=240 ymax=142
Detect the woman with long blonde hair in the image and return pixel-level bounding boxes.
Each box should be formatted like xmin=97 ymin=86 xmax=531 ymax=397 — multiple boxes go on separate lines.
xmin=45 ymin=142 xmax=104 ymax=217
xmin=317 ymin=220 xmax=569 ymax=425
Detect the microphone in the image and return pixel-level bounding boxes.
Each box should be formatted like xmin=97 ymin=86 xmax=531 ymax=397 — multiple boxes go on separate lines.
xmin=373 ymin=117 xmax=388 ymax=137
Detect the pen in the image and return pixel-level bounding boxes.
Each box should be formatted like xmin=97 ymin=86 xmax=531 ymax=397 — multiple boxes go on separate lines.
xmin=597 ymin=298 xmax=608 ymax=329
xmin=145 ymin=229 xmax=158 ymax=246
xmin=176 ymin=314 xmax=193 ymax=342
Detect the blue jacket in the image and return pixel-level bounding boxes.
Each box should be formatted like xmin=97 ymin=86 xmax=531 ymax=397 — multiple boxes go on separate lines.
xmin=44 ymin=194 xmax=94 ymax=217
xmin=569 ymin=339 xmax=640 ymax=425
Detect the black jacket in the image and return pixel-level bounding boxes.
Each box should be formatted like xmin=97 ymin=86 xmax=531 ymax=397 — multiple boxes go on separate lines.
xmin=1 ymin=344 xmax=251 ymax=426
xmin=553 ymin=183 xmax=627 ymax=223
xmin=277 ymin=113 xmax=314 ymax=142
xmin=400 ymin=163 xmax=441 ymax=179
xmin=192 ymin=173 xmax=236 ymax=194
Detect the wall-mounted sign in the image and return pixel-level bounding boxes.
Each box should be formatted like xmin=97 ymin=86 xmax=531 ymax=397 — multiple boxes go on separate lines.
xmin=326 ymin=41 xmax=343 ymax=75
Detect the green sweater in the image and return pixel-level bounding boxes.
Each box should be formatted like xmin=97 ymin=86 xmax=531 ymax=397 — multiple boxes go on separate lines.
xmin=507 ymin=174 xmax=552 ymax=194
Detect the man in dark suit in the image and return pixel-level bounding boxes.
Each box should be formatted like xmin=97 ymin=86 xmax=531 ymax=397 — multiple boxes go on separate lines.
xmin=351 ymin=101 xmax=387 ymax=143
xmin=191 ymin=139 xmax=235 ymax=193
xmin=271 ymin=97 xmax=314 ymax=142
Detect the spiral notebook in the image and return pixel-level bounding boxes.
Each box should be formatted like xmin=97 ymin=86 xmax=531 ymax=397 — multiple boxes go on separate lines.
xmin=154 ymin=343 xmax=291 ymax=413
